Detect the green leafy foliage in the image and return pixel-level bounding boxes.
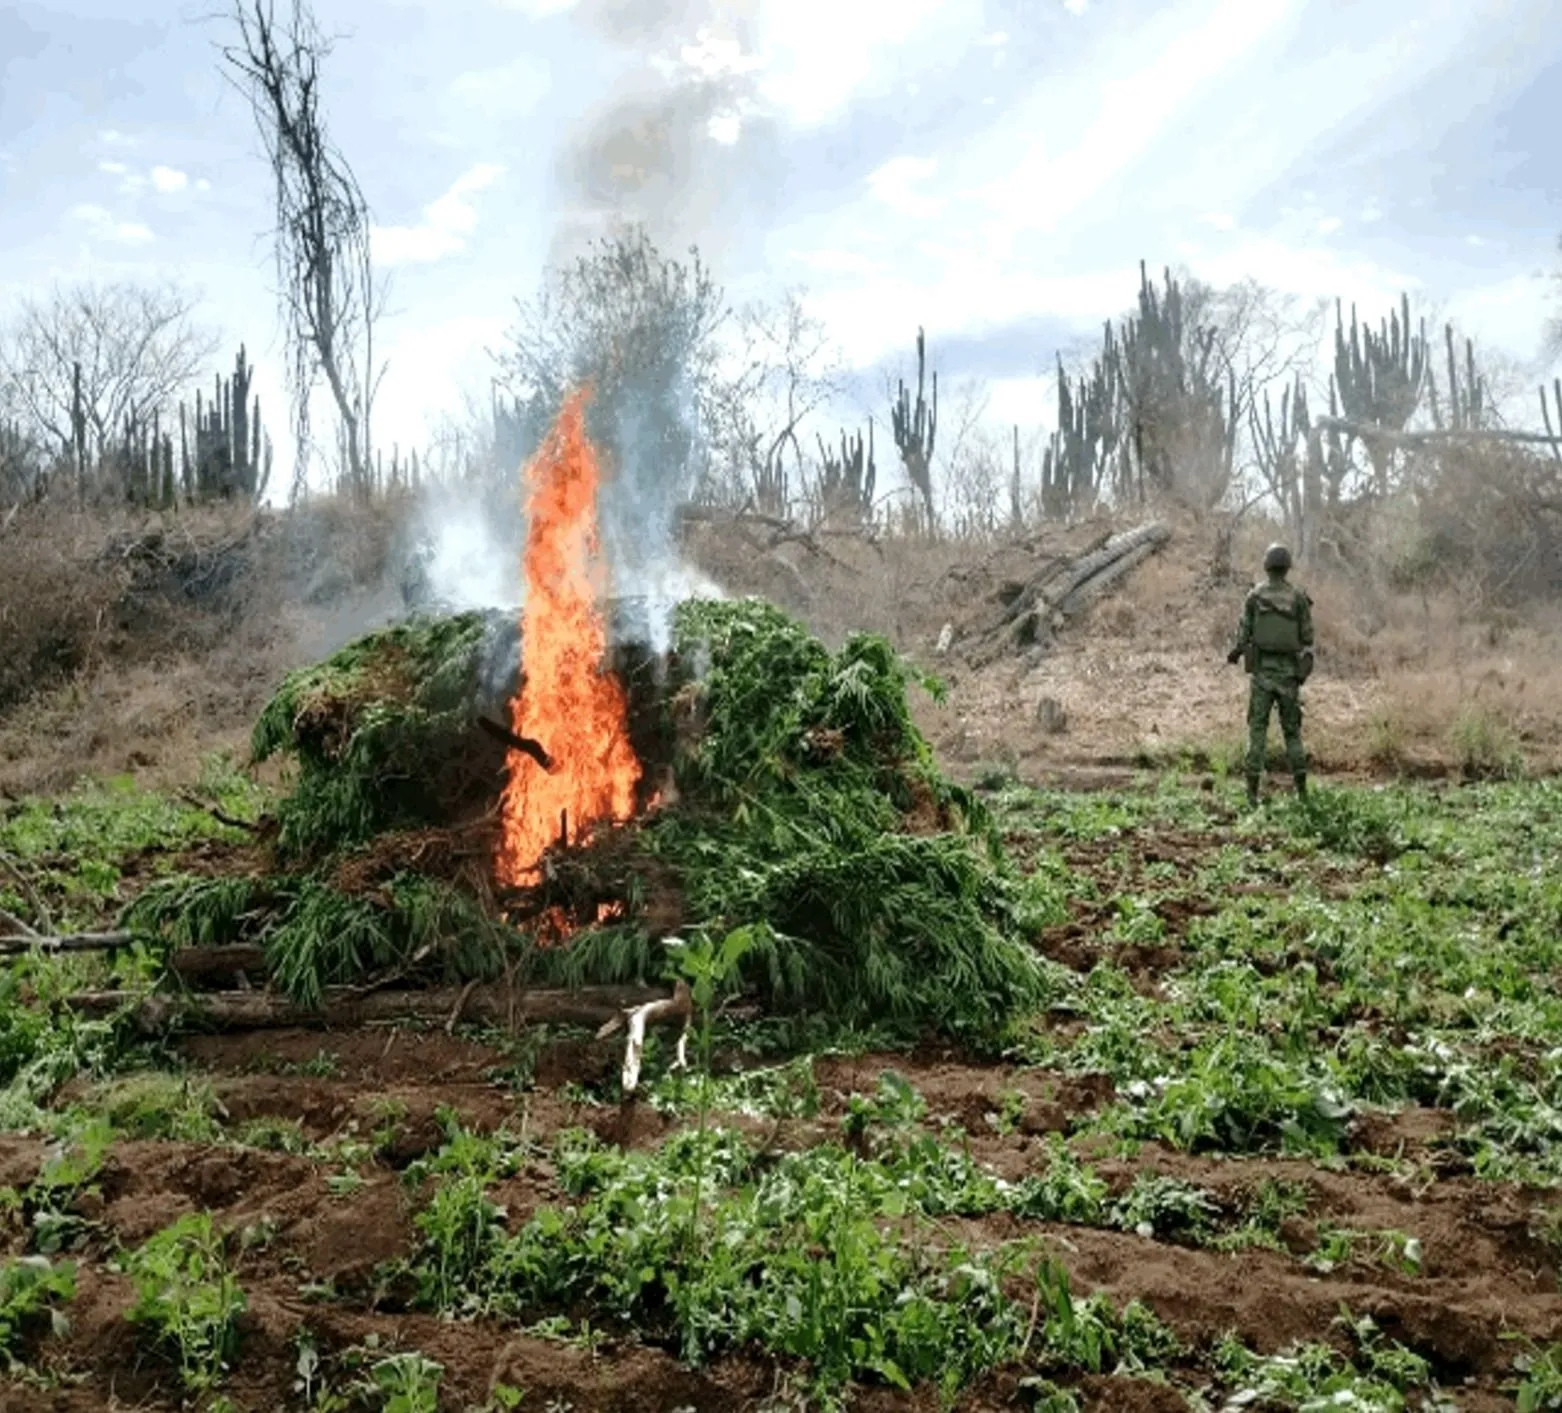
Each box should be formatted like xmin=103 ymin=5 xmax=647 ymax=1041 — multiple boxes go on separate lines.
xmin=126 ymin=871 xmax=511 ymax=1008
xmin=0 ymin=1256 xmax=75 ymax=1359
xmin=122 ymin=1212 xmax=246 ymax=1390
xmin=577 ymin=599 xmax=1053 ymax=1042
xmin=251 ymin=611 xmax=497 ymax=859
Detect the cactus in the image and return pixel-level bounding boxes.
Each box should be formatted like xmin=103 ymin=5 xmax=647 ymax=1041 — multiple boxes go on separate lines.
xmin=185 ymin=347 xmax=268 ymax=502
xmin=1428 ymin=323 xmax=1487 ymax=433
xmin=1541 ymin=378 xmax=1562 ymax=465
xmin=1106 ymin=262 xmax=1236 ymax=508
xmin=1042 ymin=335 xmax=1125 ymax=519
xmin=891 ymin=328 xmax=937 ymax=533
xmin=816 ymin=421 xmax=875 ymax=525
xmin=1250 ymin=376 xmax=1311 ymax=541
xmin=1009 ymin=424 xmax=1022 ymax=533
xmin=1331 ymin=294 xmax=1428 ymax=493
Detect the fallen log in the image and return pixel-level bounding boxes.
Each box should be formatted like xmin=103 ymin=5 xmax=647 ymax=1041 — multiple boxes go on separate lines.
xmin=168 ymin=944 xmax=268 ymax=985
xmin=0 ymin=933 xmax=266 ymax=984
xmin=64 ymin=983 xmax=671 ymax=1035
xmin=965 ymin=521 xmax=1170 ymax=667
xmin=0 ymin=931 xmax=134 ymax=956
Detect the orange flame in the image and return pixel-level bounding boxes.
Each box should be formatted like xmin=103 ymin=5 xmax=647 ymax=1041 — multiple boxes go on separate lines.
xmin=496 ymin=389 xmax=642 ymax=889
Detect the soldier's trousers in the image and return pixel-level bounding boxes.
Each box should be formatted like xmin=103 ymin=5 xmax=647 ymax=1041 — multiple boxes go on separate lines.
xmin=1246 ymin=679 xmax=1306 ymax=778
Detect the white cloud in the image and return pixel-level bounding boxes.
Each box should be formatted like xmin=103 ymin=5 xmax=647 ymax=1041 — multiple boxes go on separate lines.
xmin=677 ymin=30 xmax=763 ymax=82
xmin=752 ymin=0 xmax=979 ymax=128
xmin=372 ymin=164 xmax=505 ymax=266
xmin=150 ymin=165 xmax=188 ymax=193
xmin=1445 ymin=271 xmax=1554 ymax=362
xmin=494 ymin=0 xmax=577 ymax=13
xmin=449 ymin=56 xmax=552 ymax=119
xmin=1063 ymin=0 xmax=1089 ymax=13
xmin=1200 ymin=211 xmax=1236 ymax=230
xmin=970 ymin=0 xmax=1299 ymax=241
xmin=69 ymin=203 xmax=153 ymax=245
xmin=866 ymin=155 xmax=941 ymax=218
xmin=98 ymin=129 xmax=136 ymax=147
xmin=1317 ymin=216 xmax=1342 ymax=235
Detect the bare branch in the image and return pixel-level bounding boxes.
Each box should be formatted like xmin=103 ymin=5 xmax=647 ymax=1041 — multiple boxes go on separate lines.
xmin=222 ymin=0 xmax=380 ymax=499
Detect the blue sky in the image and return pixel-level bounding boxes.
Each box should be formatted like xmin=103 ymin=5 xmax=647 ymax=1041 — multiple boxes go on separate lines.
xmin=1 ymin=0 xmax=1558 ymax=482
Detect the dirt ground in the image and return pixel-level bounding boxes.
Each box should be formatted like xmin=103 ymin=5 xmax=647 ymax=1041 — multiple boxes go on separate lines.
xmin=4 ymin=1020 xmax=1553 ymax=1410
xmin=2 ymin=506 xmax=1560 ymax=1408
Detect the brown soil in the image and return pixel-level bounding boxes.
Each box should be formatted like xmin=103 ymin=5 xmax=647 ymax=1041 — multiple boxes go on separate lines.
xmin=3 ymin=1014 xmax=1556 ymax=1410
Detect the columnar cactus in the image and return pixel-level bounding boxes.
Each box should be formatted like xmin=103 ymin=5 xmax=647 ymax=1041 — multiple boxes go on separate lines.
xmin=1428 ymin=324 xmax=1487 ymax=432
xmin=816 ymin=421 xmax=875 ymax=524
xmin=1103 ymin=263 xmax=1235 ymax=509
xmin=1332 ymin=294 xmax=1428 ymax=492
xmin=891 ymin=328 xmax=937 ymax=533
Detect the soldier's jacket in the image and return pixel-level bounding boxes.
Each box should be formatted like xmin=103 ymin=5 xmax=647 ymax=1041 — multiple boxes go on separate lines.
xmin=1233 ymin=577 xmax=1313 ymax=690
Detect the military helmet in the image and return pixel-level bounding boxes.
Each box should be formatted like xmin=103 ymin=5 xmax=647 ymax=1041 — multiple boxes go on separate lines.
xmin=1262 ymin=543 xmax=1293 ymax=573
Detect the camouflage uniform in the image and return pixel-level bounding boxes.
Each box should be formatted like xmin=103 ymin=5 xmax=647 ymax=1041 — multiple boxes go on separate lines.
xmin=1229 ymin=555 xmax=1313 ymax=805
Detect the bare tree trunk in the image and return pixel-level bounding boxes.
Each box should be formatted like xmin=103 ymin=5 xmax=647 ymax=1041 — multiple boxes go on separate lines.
xmin=223 ymin=0 xmax=384 ymax=500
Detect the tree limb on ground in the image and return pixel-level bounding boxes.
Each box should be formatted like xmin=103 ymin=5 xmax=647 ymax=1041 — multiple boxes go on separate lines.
xmin=64 ymin=982 xmax=673 ymax=1035
xmin=596 ymin=978 xmax=694 ymax=1095
xmin=177 ymin=791 xmax=264 ymax=834
xmin=962 ymin=521 xmax=1171 ymax=668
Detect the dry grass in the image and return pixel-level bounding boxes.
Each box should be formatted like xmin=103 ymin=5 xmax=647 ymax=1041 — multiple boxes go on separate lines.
xmin=1 ymin=488 xmax=1559 ymax=799
xmin=0 ymin=490 xmax=415 ymax=797
xmin=922 ymin=507 xmax=1562 ymax=782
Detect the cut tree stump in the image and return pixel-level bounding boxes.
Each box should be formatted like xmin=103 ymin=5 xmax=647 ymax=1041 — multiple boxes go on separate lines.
xmin=65 ymin=983 xmax=672 ymax=1035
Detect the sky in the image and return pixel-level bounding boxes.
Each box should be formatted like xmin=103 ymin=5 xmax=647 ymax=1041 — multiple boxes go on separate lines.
xmin=1 ymin=0 xmax=1559 ymax=489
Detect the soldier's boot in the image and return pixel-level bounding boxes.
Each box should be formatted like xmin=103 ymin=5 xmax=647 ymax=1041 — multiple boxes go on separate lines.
xmin=1244 ymin=774 xmax=1260 ymax=809
xmin=1293 ymin=772 xmax=1308 ymax=799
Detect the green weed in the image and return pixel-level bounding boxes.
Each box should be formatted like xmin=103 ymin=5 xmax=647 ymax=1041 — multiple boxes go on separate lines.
xmin=122 ymin=1212 xmax=246 ymax=1390
xmin=0 ymin=1256 xmax=75 ymax=1360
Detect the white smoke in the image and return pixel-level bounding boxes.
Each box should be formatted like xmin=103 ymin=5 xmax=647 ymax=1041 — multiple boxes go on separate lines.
xmin=422 ymin=489 xmax=523 ymax=610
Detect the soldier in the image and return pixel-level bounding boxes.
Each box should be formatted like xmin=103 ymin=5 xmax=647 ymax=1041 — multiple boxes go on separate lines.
xmin=1227 ymin=542 xmax=1314 ymax=807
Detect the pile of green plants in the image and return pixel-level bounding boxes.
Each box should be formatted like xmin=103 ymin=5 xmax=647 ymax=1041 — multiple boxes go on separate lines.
xmin=248 ymin=610 xmax=512 ymax=860
xmin=127 ymin=597 xmax=1054 ymax=1044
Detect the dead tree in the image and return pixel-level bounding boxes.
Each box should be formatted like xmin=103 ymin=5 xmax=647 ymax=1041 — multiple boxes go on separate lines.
xmin=891 ymin=328 xmax=938 ymax=534
xmin=223 ymin=0 xmax=384 ymax=501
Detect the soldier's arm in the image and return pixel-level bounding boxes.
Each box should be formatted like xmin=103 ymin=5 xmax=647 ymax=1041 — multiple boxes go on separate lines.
xmin=1227 ymin=592 xmax=1253 ymax=661
xmin=1297 ymin=590 xmax=1314 ymax=648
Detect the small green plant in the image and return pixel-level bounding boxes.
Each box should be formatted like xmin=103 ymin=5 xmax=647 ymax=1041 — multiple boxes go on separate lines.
xmin=122 ymin=1212 xmax=246 ymax=1390
xmin=1109 ymin=1173 xmax=1219 ymax=1243
xmin=986 ymin=1087 xmax=1030 ymax=1137
xmin=1450 ymin=705 xmax=1524 ymax=780
xmin=1515 ymin=1338 xmax=1562 ymax=1410
xmin=0 ymin=1256 xmax=75 ymax=1359
xmin=29 ymin=1119 xmax=113 ymax=1254
xmin=359 ymin=1351 xmax=443 ymax=1413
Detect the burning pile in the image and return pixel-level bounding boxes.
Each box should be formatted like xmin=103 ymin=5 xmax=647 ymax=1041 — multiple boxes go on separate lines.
xmin=126 ymin=394 xmax=1051 ymax=1044
xmin=496 ymin=391 xmax=643 ymax=888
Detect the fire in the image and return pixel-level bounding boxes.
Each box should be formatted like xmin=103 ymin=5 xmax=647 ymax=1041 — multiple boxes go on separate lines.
xmin=496 ymin=389 xmax=642 ymax=888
